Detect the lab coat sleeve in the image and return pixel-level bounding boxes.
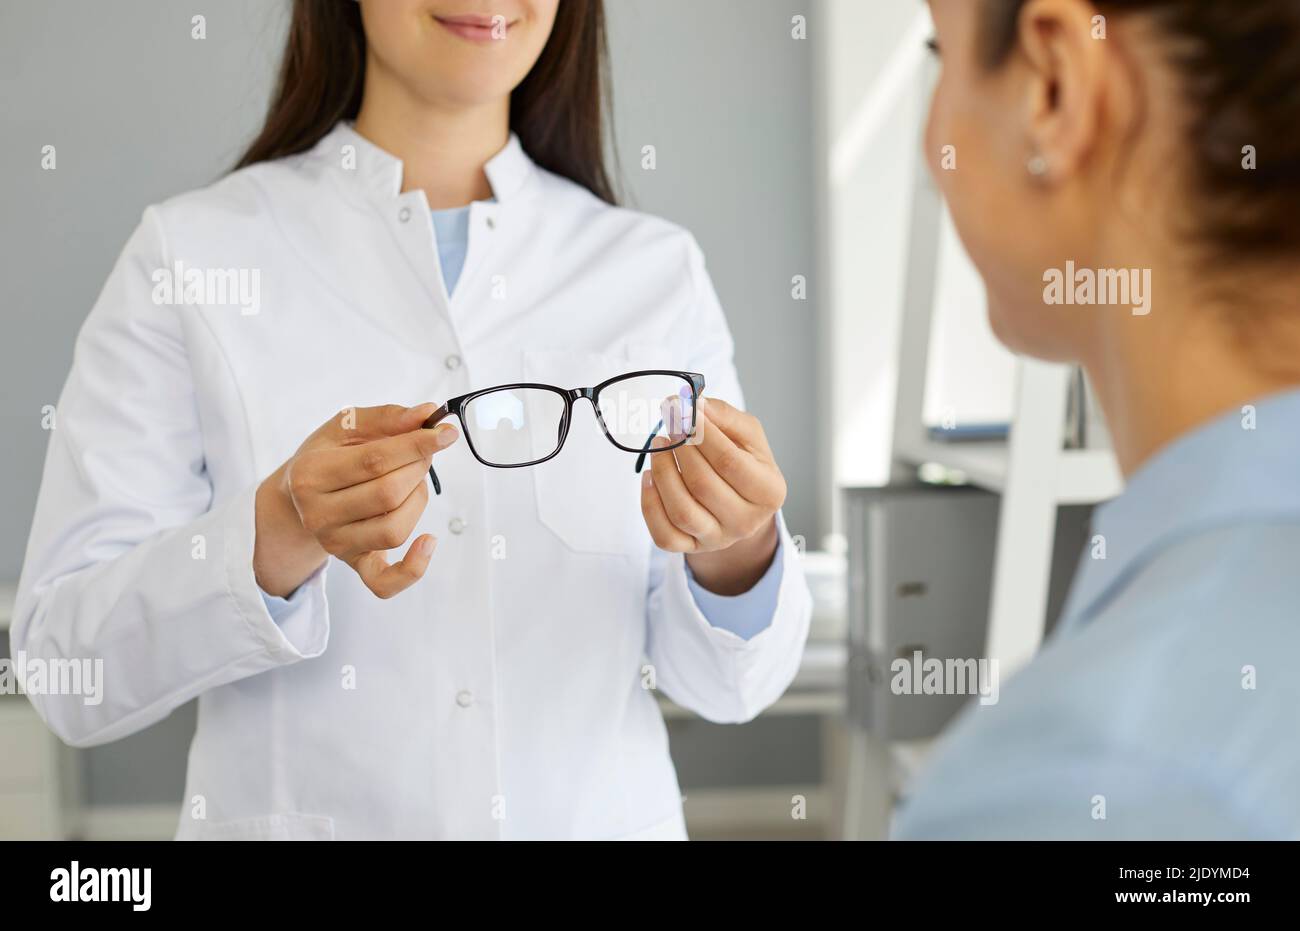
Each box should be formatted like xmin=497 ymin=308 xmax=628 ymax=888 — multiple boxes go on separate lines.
xmin=643 ymin=234 xmax=812 ymax=724
xmin=684 ymin=532 xmax=785 ymax=640
xmin=11 ymin=208 xmax=330 ymax=749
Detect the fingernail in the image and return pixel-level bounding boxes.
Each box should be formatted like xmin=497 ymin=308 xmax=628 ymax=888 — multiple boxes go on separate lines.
xmin=434 ymin=425 xmax=458 ymax=448
xmin=418 ymin=536 xmax=435 ymax=556
xmin=642 ymin=471 xmax=653 ymax=488
xmin=697 ymin=396 xmax=709 ymax=409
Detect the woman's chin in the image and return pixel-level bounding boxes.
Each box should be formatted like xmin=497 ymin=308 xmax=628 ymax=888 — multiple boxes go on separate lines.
xmin=987 ymin=303 xmax=1079 ymax=363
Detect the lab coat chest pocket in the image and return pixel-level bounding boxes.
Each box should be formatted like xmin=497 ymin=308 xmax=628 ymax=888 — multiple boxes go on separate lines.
xmin=523 ymin=348 xmax=658 ymax=556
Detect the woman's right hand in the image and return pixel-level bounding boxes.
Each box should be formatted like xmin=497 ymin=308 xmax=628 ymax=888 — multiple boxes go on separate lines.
xmin=254 ymin=403 xmax=458 ymax=600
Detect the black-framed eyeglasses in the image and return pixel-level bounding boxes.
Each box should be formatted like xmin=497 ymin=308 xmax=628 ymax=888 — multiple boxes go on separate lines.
xmin=422 ymin=370 xmax=706 ymax=494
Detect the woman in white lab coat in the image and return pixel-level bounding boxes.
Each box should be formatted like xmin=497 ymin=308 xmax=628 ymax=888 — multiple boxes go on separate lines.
xmin=14 ymin=0 xmax=811 ymax=840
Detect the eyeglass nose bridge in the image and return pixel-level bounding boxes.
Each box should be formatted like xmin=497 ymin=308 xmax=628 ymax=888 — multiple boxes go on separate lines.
xmin=571 ymin=387 xmax=617 ymax=439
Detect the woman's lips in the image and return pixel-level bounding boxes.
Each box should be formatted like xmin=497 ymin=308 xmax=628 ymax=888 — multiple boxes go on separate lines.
xmin=434 ymin=13 xmax=507 ymax=43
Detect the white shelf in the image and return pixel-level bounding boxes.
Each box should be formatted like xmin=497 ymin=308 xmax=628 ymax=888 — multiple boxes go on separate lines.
xmin=896 ymin=437 xmax=1122 ymax=506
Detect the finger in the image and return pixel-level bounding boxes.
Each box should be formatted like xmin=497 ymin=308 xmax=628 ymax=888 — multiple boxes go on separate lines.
xmin=695 ymin=397 xmax=771 ymax=456
xmin=640 ymin=471 xmax=697 ymax=553
xmin=308 ymin=424 xmax=458 ymax=492
xmin=351 ymin=533 xmax=437 ymax=600
xmin=650 ymin=437 xmax=722 ymax=545
xmin=672 ymin=440 xmax=766 ymax=531
xmin=304 ymin=458 xmax=430 ymax=529
xmin=419 ymin=404 xmax=453 ymax=430
xmin=659 ymin=394 xmax=694 ymax=444
xmin=690 ymin=410 xmax=782 ymax=507
xmin=316 ymin=402 xmax=440 ymax=445
xmin=327 ymin=477 xmax=429 ymax=558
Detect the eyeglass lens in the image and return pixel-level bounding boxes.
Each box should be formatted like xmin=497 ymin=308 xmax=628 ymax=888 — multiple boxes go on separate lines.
xmin=597 ymin=373 xmax=697 ymax=451
xmin=461 ymin=387 xmax=568 ymax=466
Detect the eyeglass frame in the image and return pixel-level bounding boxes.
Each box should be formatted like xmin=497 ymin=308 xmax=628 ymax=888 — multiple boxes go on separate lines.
xmin=421 ymin=370 xmax=707 ymax=495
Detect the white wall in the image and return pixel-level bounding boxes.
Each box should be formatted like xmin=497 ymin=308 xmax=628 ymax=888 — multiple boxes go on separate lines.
xmin=816 ymin=0 xmax=1015 ymax=532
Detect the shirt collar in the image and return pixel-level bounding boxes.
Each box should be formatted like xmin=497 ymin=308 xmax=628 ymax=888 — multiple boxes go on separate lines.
xmin=315 ymin=122 xmax=535 ymax=202
xmin=1060 ymin=387 xmax=1300 ymax=630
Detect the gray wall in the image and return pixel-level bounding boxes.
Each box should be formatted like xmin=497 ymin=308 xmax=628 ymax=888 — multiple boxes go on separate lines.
xmin=0 ymin=0 xmax=289 ymax=574
xmin=1 ymin=0 xmax=817 ymax=808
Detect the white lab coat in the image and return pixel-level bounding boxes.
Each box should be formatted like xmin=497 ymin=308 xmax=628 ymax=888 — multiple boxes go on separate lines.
xmin=13 ymin=124 xmax=812 ymax=840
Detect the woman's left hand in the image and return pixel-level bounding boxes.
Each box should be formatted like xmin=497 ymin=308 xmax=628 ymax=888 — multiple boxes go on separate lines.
xmin=640 ymin=397 xmax=786 ymax=595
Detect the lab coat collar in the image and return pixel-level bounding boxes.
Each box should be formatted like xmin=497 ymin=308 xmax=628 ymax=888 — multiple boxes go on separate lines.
xmin=483 ymin=133 xmax=533 ymax=201
xmin=1057 ymin=387 xmax=1300 ymax=633
xmin=317 ymin=122 xmax=536 ymax=202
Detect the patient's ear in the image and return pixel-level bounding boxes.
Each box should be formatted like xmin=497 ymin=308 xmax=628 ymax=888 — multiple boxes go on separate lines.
xmin=1014 ymin=0 xmax=1113 ymax=183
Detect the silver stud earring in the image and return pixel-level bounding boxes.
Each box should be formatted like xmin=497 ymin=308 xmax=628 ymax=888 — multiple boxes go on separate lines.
xmin=1027 ymin=154 xmax=1050 ymax=177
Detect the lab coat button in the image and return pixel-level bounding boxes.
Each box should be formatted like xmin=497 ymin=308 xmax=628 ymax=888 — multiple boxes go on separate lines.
xmin=398 ymin=206 xmax=411 ymax=223
xmin=444 ymin=354 xmax=462 ymax=370
xmin=449 ymin=517 xmax=467 ymax=535
xmin=486 ymin=216 xmax=496 ymax=230
xmin=456 ymin=690 xmax=474 ymax=708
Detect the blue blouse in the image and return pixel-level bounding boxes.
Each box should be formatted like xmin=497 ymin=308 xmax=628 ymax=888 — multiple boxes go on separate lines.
xmin=430 ymin=205 xmax=471 ymax=297
xmin=895 ymin=388 xmax=1300 ymax=839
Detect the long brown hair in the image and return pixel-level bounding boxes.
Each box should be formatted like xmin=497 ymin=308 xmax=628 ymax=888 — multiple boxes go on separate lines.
xmin=235 ymin=0 xmax=616 ymax=204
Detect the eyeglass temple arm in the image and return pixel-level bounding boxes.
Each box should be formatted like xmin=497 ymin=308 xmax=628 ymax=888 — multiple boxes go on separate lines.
xmin=421 ymin=404 xmax=453 ymax=496
xmin=634 ymin=419 xmax=665 ymax=474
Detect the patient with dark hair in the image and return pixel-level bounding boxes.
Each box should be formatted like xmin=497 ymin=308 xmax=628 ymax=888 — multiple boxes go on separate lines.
xmin=896 ymin=0 xmax=1300 ymax=839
